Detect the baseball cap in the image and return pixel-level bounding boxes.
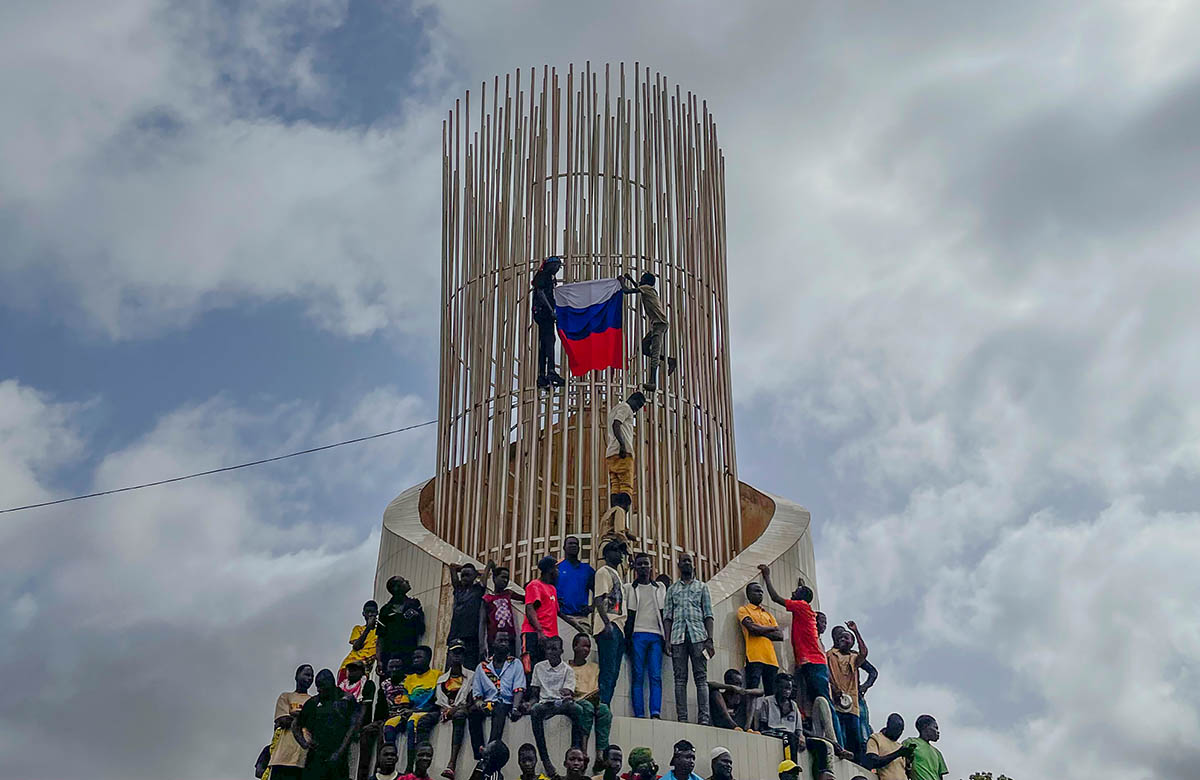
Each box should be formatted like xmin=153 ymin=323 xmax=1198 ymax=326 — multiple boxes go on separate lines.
xmin=778 ymin=760 xmax=800 ymax=774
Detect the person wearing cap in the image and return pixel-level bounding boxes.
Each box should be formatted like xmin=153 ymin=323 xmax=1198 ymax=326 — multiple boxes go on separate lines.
xmin=532 ymin=256 xmax=566 ymax=389
xmin=438 ymin=641 xmax=476 ymax=780
xmin=666 ymin=740 xmax=703 ymax=780
xmin=599 ymin=392 xmax=647 ymax=551
xmin=592 ymin=539 xmax=627 ymax=706
xmin=618 ymin=272 xmax=677 ymax=393
xmin=707 ymin=747 xmax=735 ymax=780
xmin=523 ymin=556 xmax=566 ymax=671
xmin=776 ymin=760 xmax=800 ymax=780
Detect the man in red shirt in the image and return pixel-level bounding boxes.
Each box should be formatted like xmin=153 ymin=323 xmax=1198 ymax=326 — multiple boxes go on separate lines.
xmin=757 ymin=564 xmax=837 ymax=733
xmin=522 ymin=556 xmax=561 ymax=672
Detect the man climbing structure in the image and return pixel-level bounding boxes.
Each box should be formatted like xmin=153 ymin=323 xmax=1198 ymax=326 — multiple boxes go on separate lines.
xmin=596 ymin=391 xmax=646 ymax=553
xmin=619 ymin=272 xmax=676 ymax=393
xmin=532 ymin=256 xmax=566 ymax=389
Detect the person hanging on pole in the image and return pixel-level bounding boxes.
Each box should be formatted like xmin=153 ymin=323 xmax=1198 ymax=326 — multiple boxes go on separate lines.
xmin=596 ymin=391 xmax=646 ymax=554
xmin=533 ymin=256 xmax=566 ymax=389
xmin=619 ymin=272 xmax=677 ymax=393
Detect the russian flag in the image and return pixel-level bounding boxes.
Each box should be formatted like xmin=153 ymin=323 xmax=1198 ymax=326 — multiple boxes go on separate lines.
xmin=555 ymin=278 xmax=624 ymax=377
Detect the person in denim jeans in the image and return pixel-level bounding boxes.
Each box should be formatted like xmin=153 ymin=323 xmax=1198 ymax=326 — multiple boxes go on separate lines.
xmin=623 ymin=551 xmax=666 ymax=718
xmin=663 ymin=553 xmax=714 ymax=724
xmin=593 ymin=540 xmax=627 ymax=705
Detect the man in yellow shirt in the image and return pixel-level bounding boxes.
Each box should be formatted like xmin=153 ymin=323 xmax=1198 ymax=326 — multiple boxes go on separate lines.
xmin=339 ymin=600 xmax=378 ymax=683
xmin=864 ymin=713 xmax=914 ymax=780
xmin=737 ymin=582 xmax=784 ymax=696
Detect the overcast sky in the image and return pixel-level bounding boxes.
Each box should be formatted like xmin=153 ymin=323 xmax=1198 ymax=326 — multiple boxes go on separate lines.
xmin=3 ymin=1 xmax=1200 ymax=778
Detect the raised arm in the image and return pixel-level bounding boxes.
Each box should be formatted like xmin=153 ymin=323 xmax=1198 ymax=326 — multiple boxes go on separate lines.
xmin=756 ymin=564 xmax=788 ymax=607
xmin=618 ymin=274 xmax=641 ymax=293
xmin=846 ymin=620 xmax=867 ymax=663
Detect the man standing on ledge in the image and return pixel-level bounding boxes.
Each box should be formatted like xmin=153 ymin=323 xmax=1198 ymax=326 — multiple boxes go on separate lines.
xmin=619 ymin=272 xmax=676 ymax=392
xmin=532 ymin=256 xmax=565 ymax=389
xmin=663 ymin=552 xmax=714 ymax=725
xmin=598 ymin=391 xmax=646 ymax=552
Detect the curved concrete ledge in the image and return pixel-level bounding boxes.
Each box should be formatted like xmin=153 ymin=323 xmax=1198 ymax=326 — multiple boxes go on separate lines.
xmin=377 ymin=480 xmax=863 ymax=779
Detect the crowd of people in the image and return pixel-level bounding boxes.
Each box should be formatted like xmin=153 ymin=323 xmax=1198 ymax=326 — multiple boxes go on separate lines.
xmin=255 ymin=539 xmax=947 ymax=780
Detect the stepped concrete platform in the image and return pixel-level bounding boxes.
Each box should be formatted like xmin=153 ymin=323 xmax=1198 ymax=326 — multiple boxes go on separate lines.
xmin=375 ymin=480 xmax=870 ymax=780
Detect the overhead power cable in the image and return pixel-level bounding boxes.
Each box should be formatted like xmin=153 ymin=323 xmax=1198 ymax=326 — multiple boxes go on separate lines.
xmin=0 ymin=419 xmax=438 ymax=515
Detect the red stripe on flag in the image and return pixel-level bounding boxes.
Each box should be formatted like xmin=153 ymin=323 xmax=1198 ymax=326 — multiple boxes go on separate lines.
xmin=559 ymin=326 xmax=623 ymax=377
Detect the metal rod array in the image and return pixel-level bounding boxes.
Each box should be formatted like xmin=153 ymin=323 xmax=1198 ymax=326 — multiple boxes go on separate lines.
xmin=435 ymin=63 xmax=740 ymax=582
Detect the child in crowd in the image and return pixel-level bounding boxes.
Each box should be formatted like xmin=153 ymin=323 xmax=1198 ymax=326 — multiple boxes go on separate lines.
xmin=483 ymin=563 xmax=518 ymax=654
xmin=400 ymin=741 xmax=436 ymax=780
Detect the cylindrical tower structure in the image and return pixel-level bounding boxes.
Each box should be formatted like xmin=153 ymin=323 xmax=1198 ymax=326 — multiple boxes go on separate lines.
xmin=435 ymin=63 xmax=739 ymax=581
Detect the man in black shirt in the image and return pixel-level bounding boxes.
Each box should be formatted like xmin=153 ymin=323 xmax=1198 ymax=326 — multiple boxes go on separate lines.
xmin=294 ymin=668 xmax=358 ymax=780
xmin=448 ymin=562 xmax=487 ymax=670
xmin=376 ymin=575 xmax=425 ymax=675
xmin=532 ymin=256 xmax=565 ymax=389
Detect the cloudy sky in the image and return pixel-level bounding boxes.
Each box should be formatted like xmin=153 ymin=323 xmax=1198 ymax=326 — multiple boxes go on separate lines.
xmin=3 ymin=1 xmax=1200 ymax=778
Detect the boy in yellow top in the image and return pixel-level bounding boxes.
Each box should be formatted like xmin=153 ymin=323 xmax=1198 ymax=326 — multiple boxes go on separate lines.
xmin=339 ymin=600 xmax=378 ymax=683
xmin=737 ymin=582 xmax=784 ymax=697
xmin=569 ymin=633 xmax=612 ymax=767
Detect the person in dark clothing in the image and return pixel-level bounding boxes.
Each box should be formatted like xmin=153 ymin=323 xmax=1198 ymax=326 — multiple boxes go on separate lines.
xmin=618 ymin=272 xmax=676 ymax=393
xmin=708 ymin=668 xmax=761 ymax=731
xmin=532 ymin=256 xmax=565 ymax=389
xmin=449 ymin=562 xmax=488 ymax=670
xmin=294 ymin=668 xmax=359 ymax=780
xmin=377 ymin=575 xmax=425 ymax=675
xmin=470 ymin=741 xmax=511 ymax=780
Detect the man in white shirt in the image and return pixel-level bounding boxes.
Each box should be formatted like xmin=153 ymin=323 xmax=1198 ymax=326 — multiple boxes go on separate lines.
xmin=526 ymin=636 xmax=584 ymax=779
xmin=623 ymin=551 xmax=666 ymax=718
xmin=593 ymin=540 xmax=627 ymax=708
xmin=598 ymin=392 xmax=646 ymax=552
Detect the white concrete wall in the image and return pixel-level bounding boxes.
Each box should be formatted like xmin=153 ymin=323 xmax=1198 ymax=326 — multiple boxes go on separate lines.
xmin=376 ymin=480 xmax=869 ymax=780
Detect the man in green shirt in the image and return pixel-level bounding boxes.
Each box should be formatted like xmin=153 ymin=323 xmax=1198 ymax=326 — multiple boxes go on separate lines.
xmin=902 ymin=715 xmax=948 ymax=780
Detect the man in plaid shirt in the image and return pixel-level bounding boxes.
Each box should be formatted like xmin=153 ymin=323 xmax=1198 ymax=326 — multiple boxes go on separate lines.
xmin=663 ymin=552 xmax=714 ymax=724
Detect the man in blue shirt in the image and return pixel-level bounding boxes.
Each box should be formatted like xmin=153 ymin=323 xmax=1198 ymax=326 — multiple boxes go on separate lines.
xmin=557 ymin=536 xmax=594 ymax=621
xmin=666 ymin=740 xmax=704 ymax=780
xmin=468 ymin=633 xmax=527 ymax=748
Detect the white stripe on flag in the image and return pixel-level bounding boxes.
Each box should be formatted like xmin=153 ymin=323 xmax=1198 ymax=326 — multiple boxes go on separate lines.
xmin=554 ymin=278 xmax=622 ymax=310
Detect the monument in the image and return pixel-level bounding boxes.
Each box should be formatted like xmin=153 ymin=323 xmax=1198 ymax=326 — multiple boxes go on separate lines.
xmin=375 ymin=64 xmax=836 ymax=778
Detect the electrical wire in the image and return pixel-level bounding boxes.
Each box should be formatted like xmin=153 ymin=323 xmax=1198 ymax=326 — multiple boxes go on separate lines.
xmin=0 ymin=419 xmax=438 ymax=515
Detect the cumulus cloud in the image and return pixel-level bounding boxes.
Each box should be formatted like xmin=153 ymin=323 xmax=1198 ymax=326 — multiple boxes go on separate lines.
xmin=0 ymin=381 xmax=432 ymax=778
xmin=1 ymin=0 xmax=443 ymax=340
xmin=4 ymin=1 xmax=1200 ymax=779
